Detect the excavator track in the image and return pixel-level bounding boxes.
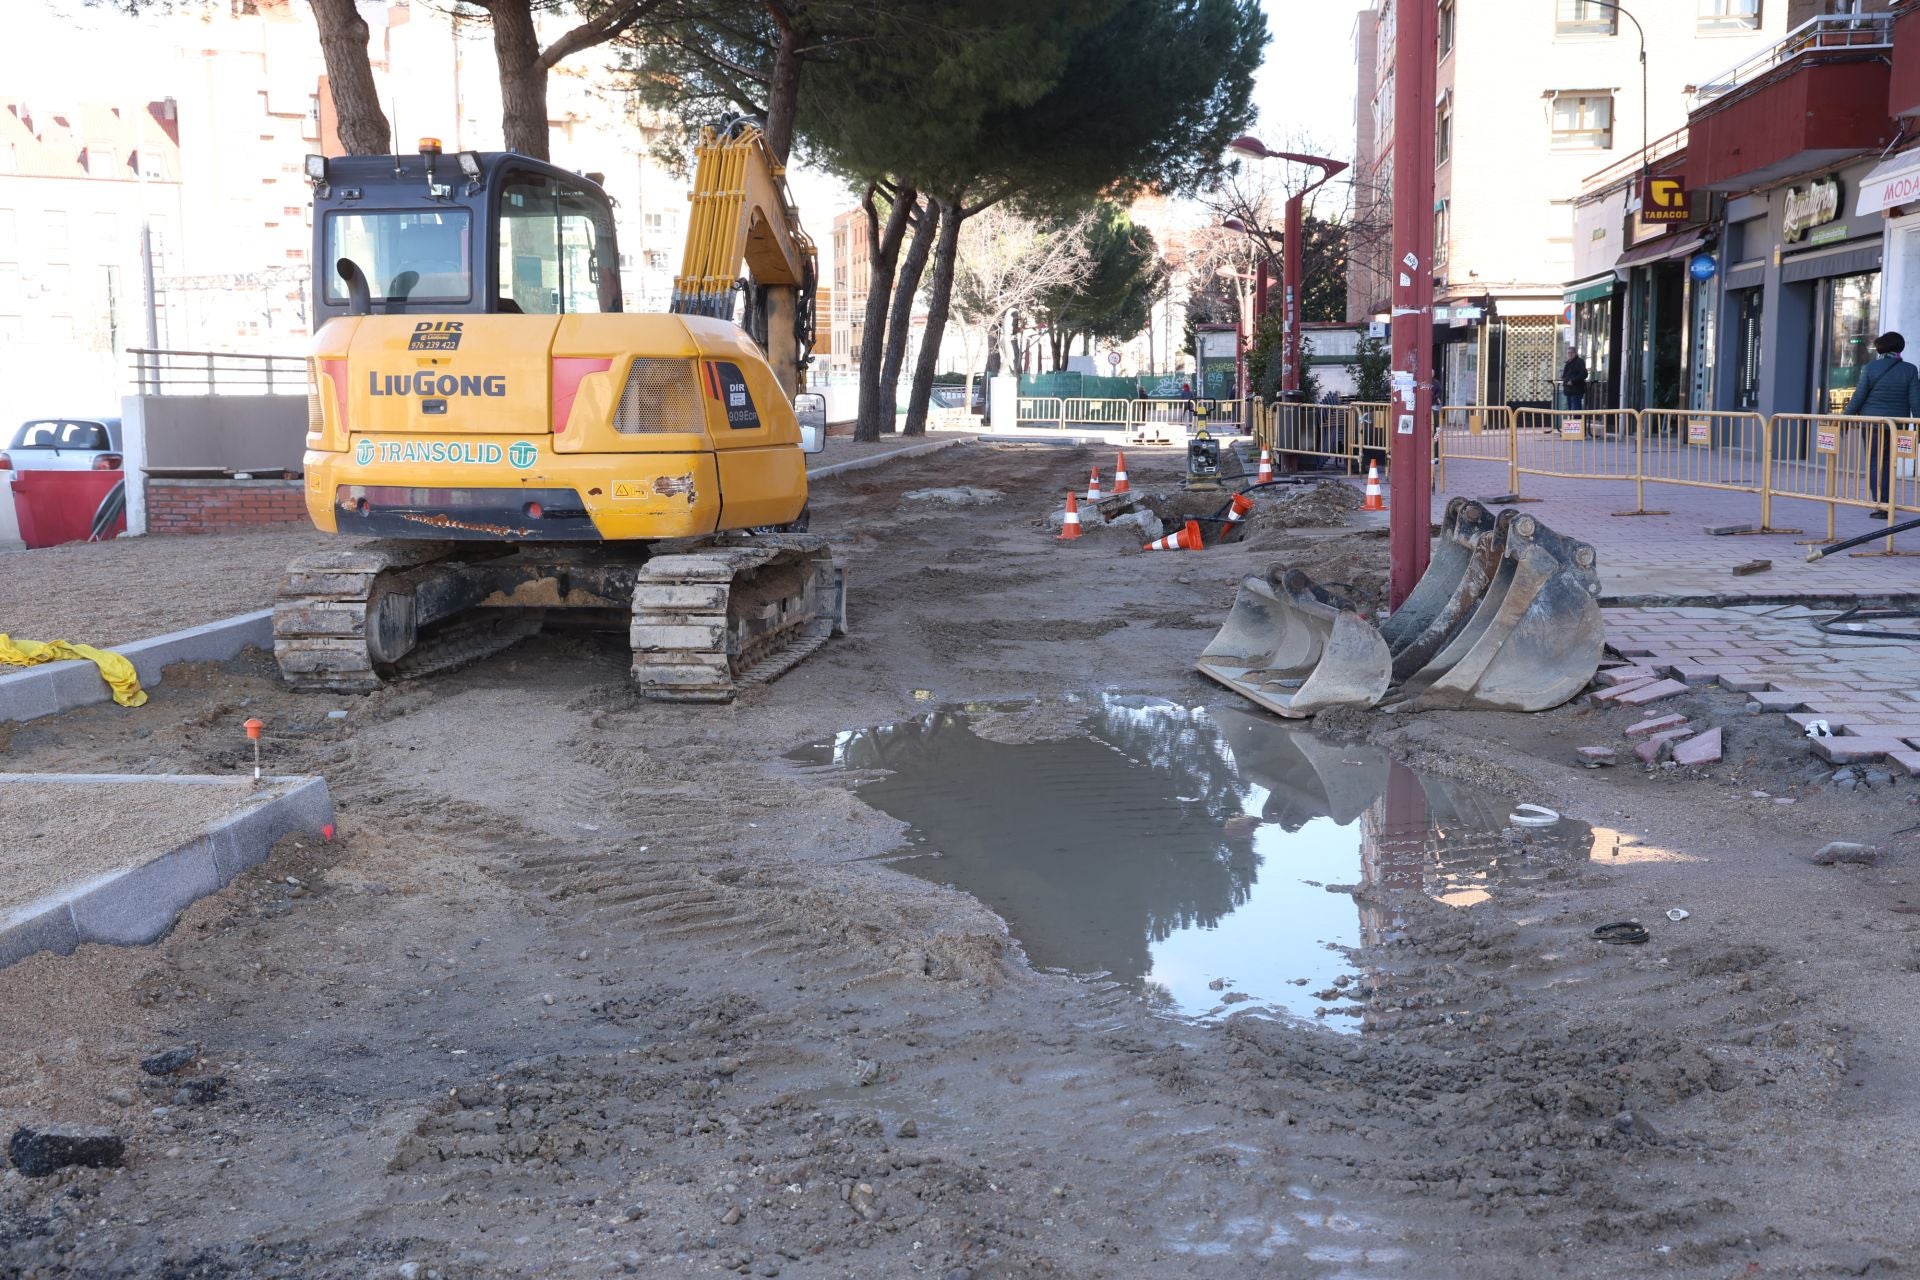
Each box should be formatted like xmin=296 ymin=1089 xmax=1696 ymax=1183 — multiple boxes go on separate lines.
xmin=274 ymin=535 xmax=846 ymax=700
xmin=632 ymin=533 xmax=847 ymax=702
xmin=274 ymin=542 xmax=464 ymax=693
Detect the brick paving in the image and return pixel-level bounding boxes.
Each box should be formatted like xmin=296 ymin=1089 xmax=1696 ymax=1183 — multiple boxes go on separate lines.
xmin=1365 ymin=456 xmax=1920 ymax=768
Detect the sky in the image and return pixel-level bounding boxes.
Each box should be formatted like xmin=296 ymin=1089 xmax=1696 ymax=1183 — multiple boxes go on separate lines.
xmin=1251 ymin=0 xmax=1371 ymax=165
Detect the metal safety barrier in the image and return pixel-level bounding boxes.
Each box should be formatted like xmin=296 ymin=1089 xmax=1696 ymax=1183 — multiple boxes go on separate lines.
xmin=1060 ymin=397 xmax=1134 ymax=428
xmin=1016 ymin=396 xmax=1065 ymax=429
xmin=1767 ymin=414 xmax=1899 ymax=543
xmin=1434 ymin=405 xmax=1516 ymax=493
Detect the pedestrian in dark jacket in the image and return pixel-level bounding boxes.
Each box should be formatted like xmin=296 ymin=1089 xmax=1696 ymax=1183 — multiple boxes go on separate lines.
xmin=1847 ymin=332 xmax=1920 ymax=513
xmin=1561 ymin=349 xmax=1588 ymax=412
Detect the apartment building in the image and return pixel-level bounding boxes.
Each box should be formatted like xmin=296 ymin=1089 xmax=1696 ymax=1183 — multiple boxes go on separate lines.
xmin=0 ymin=0 xmax=705 ymax=426
xmin=1352 ymin=0 xmax=1821 ymax=407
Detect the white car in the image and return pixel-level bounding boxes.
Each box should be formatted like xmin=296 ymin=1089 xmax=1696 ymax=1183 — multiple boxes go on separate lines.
xmin=0 ymin=418 xmax=125 ymax=472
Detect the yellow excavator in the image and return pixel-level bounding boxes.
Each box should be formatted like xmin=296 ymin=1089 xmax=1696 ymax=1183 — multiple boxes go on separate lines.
xmin=277 ymin=123 xmax=844 ymax=700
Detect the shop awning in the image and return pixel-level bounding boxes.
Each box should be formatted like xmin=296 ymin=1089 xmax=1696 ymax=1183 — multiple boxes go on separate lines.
xmin=1614 ymin=230 xmax=1707 ymax=271
xmin=1563 ymin=275 xmax=1616 ymax=304
xmin=1495 ymin=299 xmax=1567 ymax=318
xmin=1856 ymin=147 xmax=1920 ymax=217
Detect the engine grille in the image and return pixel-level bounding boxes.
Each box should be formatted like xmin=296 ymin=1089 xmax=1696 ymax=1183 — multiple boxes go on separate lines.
xmin=612 ymin=358 xmax=705 ymax=434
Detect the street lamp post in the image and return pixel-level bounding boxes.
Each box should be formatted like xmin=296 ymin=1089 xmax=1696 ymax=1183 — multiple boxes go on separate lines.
xmin=1227 ymin=137 xmax=1348 ymax=400
xmin=1586 ymin=2 xmax=1650 ymax=198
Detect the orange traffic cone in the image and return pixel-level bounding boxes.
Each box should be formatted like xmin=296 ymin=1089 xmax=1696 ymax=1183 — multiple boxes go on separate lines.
xmin=1143 ymin=519 xmax=1203 ymax=552
xmin=1086 ymin=467 xmax=1102 ymax=501
xmin=1058 ymin=492 xmax=1083 ymax=540
xmin=1225 ymin=492 xmax=1255 ymax=527
xmin=1362 ymin=462 xmax=1387 ymax=512
xmin=1113 ymin=452 xmax=1131 ymax=494
xmin=1256 ymin=447 xmax=1273 ymax=485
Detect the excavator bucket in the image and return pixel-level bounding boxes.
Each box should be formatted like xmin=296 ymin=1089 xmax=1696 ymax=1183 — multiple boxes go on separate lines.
xmin=1198 ymin=505 xmax=1603 ymax=719
xmin=1196 ymin=568 xmax=1392 ymax=718
xmin=1390 ymin=513 xmax=1603 ymax=712
xmin=1212 ymin=706 xmax=1392 ymax=826
xmin=1378 ymin=499 xmax=1501 ymax=682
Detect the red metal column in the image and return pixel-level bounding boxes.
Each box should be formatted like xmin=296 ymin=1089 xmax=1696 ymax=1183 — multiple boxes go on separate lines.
xmin=1389 ymin=0 xmax=1438 ymax=608
xmin=1282 ymin=195 xmax=1303 ymax=394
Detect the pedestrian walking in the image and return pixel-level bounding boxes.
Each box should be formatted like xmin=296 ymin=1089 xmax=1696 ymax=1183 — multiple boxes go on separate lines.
xmin=1560 ymin=348 xmax=1588 ymax=412
xmin=1180 ymin=381 xmax=1196 ymax=422
xmin=1846 ymin=331 xmax=1920 ymax=516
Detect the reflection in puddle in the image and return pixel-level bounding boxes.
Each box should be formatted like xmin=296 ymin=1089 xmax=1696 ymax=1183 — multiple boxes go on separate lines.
xmin=793 ymin=697 xmax=1591 ymax=1028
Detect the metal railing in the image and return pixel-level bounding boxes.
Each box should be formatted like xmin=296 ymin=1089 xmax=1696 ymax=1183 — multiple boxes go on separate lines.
xmin=1689 ymin=13 xmax=1894 ymax=110
xmin=1010 ymin=396 xmax=1248 ymax=435
xmin=131 ymin=348 xmax=307 ymax=396
xmin=1435 ymin=405 xmax=1515 ymax=492
xmin=1581 ymin=125 xmax=1688 ymax=194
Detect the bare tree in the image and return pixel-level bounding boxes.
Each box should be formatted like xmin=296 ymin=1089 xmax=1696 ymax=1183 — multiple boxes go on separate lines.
xmin=309 ymin=0 xmax=392 ymax=155
xmin=453 ymin=0 xmax=666 ymax=161
xmin=952 ymin=205 xmax=1098 ymax=381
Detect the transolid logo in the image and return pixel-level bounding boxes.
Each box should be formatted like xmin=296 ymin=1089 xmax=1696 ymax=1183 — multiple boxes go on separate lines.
xmin=356 ymin=438 xmax=375 ymax=466
xmin=508 ymin=441 xmax=538 ymax=469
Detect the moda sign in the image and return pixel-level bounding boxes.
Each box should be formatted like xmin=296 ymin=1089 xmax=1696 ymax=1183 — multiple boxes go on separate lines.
xmin=1783 ymin=178 xmax=1841 ymax=243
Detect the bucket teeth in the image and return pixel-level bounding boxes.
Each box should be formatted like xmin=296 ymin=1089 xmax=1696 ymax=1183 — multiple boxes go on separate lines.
xmin=1197 ymin=504 xmax=1603 ymax=719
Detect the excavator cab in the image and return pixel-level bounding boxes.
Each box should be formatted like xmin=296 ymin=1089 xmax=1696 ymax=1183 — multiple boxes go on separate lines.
xmin=309 ymin=142 xmax=623 ymax=324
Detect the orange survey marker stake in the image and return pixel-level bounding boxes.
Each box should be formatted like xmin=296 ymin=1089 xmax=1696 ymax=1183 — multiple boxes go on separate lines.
xmin=243 ymin=717 xmax=264 ymax=781
xmin=321 ymin=822 xmax=336 ymax=843
xmin=1086 ymin=467 xmax=1103 ymax=501
xmin=1257 ymin=447 xmax=1273 ymax=485
xmin=1113 ymin=452 xmax=1131 ymax=494
xmin=1143 ymin=519 xmax=1203 ymax=552
xmin=1362 ymin=462 xmax=1387 ymax=512
xmin=1058 ymin=492 xmax=1083 ymax=540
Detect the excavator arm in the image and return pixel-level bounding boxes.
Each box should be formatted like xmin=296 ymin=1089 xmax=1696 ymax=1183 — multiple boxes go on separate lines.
xmin=671 ymin=123 xmax=817 ymax=397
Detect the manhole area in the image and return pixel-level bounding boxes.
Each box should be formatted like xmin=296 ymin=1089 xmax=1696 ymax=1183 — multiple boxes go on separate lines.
xmin=792 ymin=697 xmax=1593 ymax=1029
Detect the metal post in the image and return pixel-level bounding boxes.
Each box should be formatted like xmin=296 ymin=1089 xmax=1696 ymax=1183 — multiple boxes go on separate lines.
xmin=1634 ymin=409 xmax=1645 ymax=513
xmin=1389 ymin=0 xmax=1438 ymax=608
xmin=1282 ymin=194 xmax=1303 ymax=395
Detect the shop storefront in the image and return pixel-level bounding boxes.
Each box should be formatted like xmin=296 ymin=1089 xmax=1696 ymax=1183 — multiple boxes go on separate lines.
xmin=1709 ymin=156 xmax=1887 ymax=418
xmin=1561 ymin=274 xmax=1619 ymax=409
xmin=1857 ymin=144 xmax=1920 ymax=367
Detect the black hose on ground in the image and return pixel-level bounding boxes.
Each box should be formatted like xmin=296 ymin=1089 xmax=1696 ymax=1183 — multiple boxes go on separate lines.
xmin=1805 ymin=515 xmax=1920 ymax=562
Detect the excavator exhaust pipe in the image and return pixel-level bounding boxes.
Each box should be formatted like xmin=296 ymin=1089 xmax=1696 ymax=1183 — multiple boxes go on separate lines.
xmin=1197 ymin=502 xmax=1604 ymax=719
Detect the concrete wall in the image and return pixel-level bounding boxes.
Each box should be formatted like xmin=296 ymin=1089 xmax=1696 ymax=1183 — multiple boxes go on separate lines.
xmin=0 ymin=479 xmax=23 ymax=551
xmin=135 ymin=394 xmax=308 ymax=473
xmin=146 ymin=478 xmax=306 ymax=534
xmin=1434 ymin=0 xmax=1789 ymax=306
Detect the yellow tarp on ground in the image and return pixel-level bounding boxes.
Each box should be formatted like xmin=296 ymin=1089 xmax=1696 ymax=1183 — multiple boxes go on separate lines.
xmin=0 ymin=634 xmax=147 ymax=707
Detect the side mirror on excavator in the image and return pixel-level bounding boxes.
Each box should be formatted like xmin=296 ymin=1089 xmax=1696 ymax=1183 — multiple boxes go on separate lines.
xmin=794 ymin=392 xmax=828 ymax=454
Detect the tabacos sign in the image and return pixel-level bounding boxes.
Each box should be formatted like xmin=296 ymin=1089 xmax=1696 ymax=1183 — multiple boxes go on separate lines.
xmin=1641 ymin=175 xmax=1692 ymax=223
xmin=1783 ymin=177 xmax=1841 ymax=243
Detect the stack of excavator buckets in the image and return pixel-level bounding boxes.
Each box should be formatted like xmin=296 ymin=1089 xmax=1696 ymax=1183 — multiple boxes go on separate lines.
xmin=1197 ymin=498 xmax=1605 ymax=718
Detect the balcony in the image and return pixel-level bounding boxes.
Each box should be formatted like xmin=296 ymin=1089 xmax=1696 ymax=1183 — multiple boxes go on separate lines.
xmin=1891 ymin=2 xmax=1920 ymax=118
xmin=1684 ymin=14 xmax=1895 ymax=193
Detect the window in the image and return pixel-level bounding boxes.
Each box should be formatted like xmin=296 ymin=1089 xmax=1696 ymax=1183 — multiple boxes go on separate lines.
xmin=95 ymin=212 xmax=118 ymax=252
xmin=1433 ymin=200 xmax=1450 ymax=270
xmin=0 ymin=209 xmax=14 ymax=248
xmin=645 ymin=249 xmax=669 ymax=271
xmin=1551 ymin=92 xmax=1613 ymax=149
xmin=644 ymin=211 xmax=664 ymax=233
xmin=496 ymin=171 xmax=620 ymax=315
xmin=325 ymin=208 xmax=472 ymax=304
xmin=1439 ymin=0 xmax=1456 ymax=55
xmin=1556 ymin=0 xmax=1617 ymax=35
xmin=1436 ymin=93 xmax=1452 ymax=166
xmin=44 ymin=210 xmax=67 ymax=249
xmin=1699 ymin=0 xmax=1761 ymax=29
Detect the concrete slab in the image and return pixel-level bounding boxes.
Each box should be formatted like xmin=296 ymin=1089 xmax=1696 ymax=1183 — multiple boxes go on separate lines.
xmin=807 ymin=436 xmax=971 ymax=480
xmin=0 ymin=608 xmax=271 ymax=725
xmin=0 ymin=773 xmax=332 ymax=970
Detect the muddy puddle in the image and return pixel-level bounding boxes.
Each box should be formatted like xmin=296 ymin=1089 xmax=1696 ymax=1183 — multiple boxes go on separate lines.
xmin=792 ymin=697 xmax=1593 ymax=1029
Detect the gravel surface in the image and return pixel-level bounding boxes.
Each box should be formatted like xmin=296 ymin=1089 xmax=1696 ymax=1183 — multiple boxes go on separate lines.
xmin=0 ymin=779 xmax=269 ymax=917
xmin=0 ymin=431 xmax=973 ymax=650
xmin=0 ymin=441 xmax=1913 ymax=1278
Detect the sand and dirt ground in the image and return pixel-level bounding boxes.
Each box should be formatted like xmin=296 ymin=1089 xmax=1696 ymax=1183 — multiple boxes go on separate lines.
xmin=0 ymin=441 xmax=1916 ymax=1279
